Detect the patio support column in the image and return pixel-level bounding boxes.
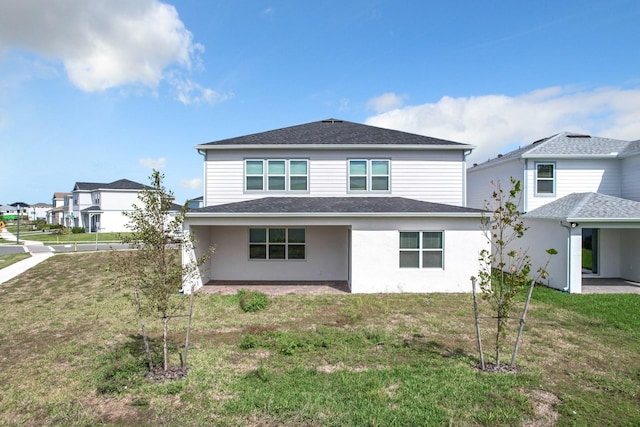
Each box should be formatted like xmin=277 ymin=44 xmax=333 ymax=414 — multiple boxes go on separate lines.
xmin=568 ymin=227 xmax=583 ymax=294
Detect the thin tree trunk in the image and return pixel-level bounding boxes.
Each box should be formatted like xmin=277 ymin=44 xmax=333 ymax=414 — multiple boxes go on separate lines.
xmin=163 ymin=316 xmax=169 ymax=371
xmin=134 ymin=287 xmax=154 ymax=371
xmin=495 ymin=315 xmax=501 ymax=368
xmin=182 ymin=282 xmax=195 ymax=370
xmin=511 ymin=279 xmax=536 ymax=367
xmin=471 ymin=277 xmax=485 ymax=370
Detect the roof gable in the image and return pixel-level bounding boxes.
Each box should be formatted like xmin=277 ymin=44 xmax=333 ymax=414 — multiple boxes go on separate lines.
xmin=471 ymin=132 xmax=635 ymax=169
xmin=74 ymin=179 xmax=148 ymax=191
xmin=198 ymin=119 xmax=473 ymax=149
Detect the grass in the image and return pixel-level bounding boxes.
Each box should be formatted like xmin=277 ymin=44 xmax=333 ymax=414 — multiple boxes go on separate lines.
xmin=582 ymin=248 xmax=593 ymax=270
xmin=0 ymin=251 xmax=638 ymax=426
xmin=0 ymin=253 xmax=31 ymax=269
xmin=11 ymin=231 xmax=128 ymax=244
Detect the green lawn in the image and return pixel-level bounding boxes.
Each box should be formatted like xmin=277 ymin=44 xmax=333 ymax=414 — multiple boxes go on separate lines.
xmin=0 ymin=253 xmax=30 ymax=269
xmin=0 ymin=251 xmax=638 ymax=426
xmin=14 ymin=231 xmax=129 ymax=244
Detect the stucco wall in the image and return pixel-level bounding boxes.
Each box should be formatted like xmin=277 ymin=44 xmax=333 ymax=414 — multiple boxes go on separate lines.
xmin=204 ymin=225 xmax=349 ymax=282
xmin=597 ymin=229 xmax=622 ymax=278
xmin=349 ymin=217 xmax=487 ymax=293
xmin=620 ymin=229 xmax=640 ymax=283
xmin=184 ymin=216 xmax=487 ymax=293
xmin=515 ymin=218 xmax=572 ymax=291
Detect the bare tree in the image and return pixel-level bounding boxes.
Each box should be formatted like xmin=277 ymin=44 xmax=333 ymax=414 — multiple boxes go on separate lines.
xmin=472 ymin=178 xmax=556 ymax=369
xmin=112 ymin=170 xmax=212 ymax=375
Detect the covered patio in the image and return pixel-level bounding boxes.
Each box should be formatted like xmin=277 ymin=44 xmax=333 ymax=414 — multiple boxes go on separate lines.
xmin=581 ymin=278 xmax=640 ymax=294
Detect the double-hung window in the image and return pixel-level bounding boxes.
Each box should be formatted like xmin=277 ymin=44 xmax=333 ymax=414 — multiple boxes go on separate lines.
xmin=249 ymin=228 xmax=306 ymax=260
xmin=399 ymin=231 xmax=444 ymax=269
xmin=245 ymin=159 xmax=309 ymax=192
xmin=535 ymin=162 xmax=555 ymax=195
xmin=349 ymin=159 xmax=390 ymax=192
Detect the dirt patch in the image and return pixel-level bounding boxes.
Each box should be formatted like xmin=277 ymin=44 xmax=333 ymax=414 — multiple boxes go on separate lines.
xmin=82 ymin=396 xmax=148 ymax=425
xmin=522 ymin=389 xmax=561 ymax=427
xmin=146 ymin=366 xmax=188 ymax=382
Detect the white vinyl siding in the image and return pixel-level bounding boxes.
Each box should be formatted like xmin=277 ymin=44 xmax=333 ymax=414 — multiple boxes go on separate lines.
xmin=526 ymin=159 xmax=622 ymax=211
xmin=204 ymin=149 xmax=466 ymax=206
xmin=621 ymin=155 xmax=640 ymax=202
xmin=466 ymin=159 xmax=524 ymax=210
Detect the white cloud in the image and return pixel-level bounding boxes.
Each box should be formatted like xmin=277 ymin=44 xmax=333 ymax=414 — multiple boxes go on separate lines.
xmin=168 ymin=73 xmax=233 ymax=105
xmin=0 ymin=0 xmax=220 ymax=100
xmin=139 ymin=157 xmax=167 ymax=169
xmin=179 ymin=178 xmax=202 ymax=189
xmin=365 ymin=86 xmax=640 ymax=163
xmin=366 ymin=92 xmax=407 ymax=113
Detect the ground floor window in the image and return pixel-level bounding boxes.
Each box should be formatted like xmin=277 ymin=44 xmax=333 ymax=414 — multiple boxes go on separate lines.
xmin=249 ymin=228 xmax=306 ymax=260
xmin=399 ymin=231 xmax=443 ymax=268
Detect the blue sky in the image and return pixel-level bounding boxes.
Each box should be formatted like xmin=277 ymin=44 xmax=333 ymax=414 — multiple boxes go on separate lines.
xmin=1 ymin=0 xmax=640 ymax=205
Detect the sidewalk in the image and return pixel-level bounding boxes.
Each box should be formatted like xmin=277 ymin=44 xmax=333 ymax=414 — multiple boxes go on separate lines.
xmin=0 ymin=229 xmax=55 ymax=285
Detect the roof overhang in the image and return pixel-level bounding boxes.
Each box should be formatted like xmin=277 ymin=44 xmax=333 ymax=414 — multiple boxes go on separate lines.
xmin=522 ymin=153 xmax=620 ymax=159
xmin=186 ymin=211 xmax=483 ymax=219
xmin=195 ymin=143 xmax=475 ymax=151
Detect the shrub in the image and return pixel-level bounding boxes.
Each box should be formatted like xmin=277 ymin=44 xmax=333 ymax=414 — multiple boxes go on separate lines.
xmin=238 ymin=290 xmax=269 ymax=313
xmin=71 ymin=226 xmax=86 ymax=234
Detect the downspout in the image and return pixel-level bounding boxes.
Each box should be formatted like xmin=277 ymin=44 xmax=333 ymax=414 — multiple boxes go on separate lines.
xmin=463 ymin=149 xmax=472 ymax=207
xmin=198 ymin=149 xmax=207 ymax=206
xmin=523 ymin=159 xmax=529 ymax=213
xmin=559 ymin=221 xmax=572 ymax=292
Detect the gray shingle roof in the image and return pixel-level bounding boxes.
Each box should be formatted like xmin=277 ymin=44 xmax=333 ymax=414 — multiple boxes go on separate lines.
xmin=74 ymin=179 xmax=148 ymax=191
xmin=525 ymin=193 xmax=640 ymax=221
xmin=472 ymin=132 xmax=638 ymax=169
xmin=188 ymin=197 xmax=484 ymax=215
xmin=199 ymin=119 xmax=472 ymax=149
xmin=81 ymin=205 xmax=102 ymax=212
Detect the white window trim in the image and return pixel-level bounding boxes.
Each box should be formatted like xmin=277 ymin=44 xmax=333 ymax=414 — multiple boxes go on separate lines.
xmin=399 ymin=231 xmax=444 ymax=269
xmin=535 ymin=162 xmax=556 ymax=196
xmin=348 ymin=159 xmax=391 ymax=193
xmin=244 ymin=159 xmax=309 ymax=193
xmin=248 ymin=227 xmax=306 ymax=261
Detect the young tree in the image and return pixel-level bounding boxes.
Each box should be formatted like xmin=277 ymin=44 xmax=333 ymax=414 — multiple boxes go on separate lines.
xmin=472 ymin=178 xmax=556 ymax=369
xmin=112 ymin=170 xmax=211 ymax=375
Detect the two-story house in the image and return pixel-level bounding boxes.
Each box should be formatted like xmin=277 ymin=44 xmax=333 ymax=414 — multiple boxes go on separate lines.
xmin=48 ymin=192 xmax=71 ymax=225
xmin=182 ymin=119 xmax=488 ymax=294
xmin=70 ymin=179 xmax=153 ymax=232
xmin=467 ymin=132 xmax=640 ymax=293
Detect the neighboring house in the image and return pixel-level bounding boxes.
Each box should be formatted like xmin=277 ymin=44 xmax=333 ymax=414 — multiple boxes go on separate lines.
xmin=467 ymin=132 xmax=640 ymax=293
xmin=183 ymin=119 xmax=487 ymax=294
xmin=69 ymin=179 xmax=152 ymax=232
xmin=29 ymin=203 xmax=51 ymax=221
xmin=48 ymin=192 xmax=71 ymax=224
xmin=0 ymin=204 xmax=18 ymax=220
xmin=6 ymin=202 xmax=29 ymax=220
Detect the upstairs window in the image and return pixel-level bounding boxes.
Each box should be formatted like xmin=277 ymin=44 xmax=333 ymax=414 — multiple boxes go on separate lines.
xmin=535 ymin=162 xmax=555 ymax=195
xmin=245 ymin=159 xmax=309 ymax=192
xmin=349 ymin=159 xmax=390 ymax=192
xmin=399 ymin=231 xmax=444 ymax=269
xmin=249 ymin=228 xmax=306 ymax=260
